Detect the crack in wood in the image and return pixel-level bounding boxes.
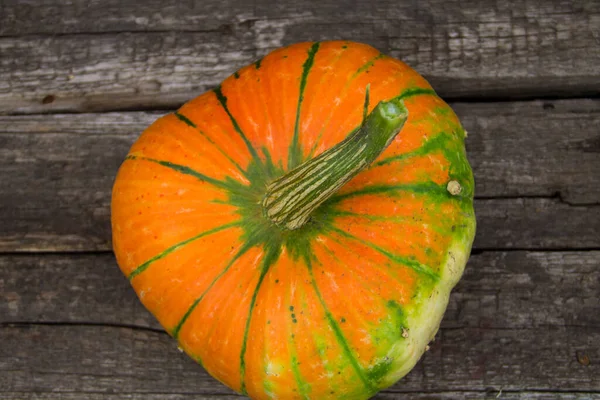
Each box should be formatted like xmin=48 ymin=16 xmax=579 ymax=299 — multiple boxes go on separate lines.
xmin=3 ymin=321 xmax=599 ymax=332
xmin=0 ymin=321 xmax=167 ymax=335
xmin=475 ymin=193 xmax=600 ymax=208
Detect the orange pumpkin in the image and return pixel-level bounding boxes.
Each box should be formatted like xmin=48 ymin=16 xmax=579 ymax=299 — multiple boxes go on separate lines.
xmin=111 ymin=41 xmax=475 ymax=399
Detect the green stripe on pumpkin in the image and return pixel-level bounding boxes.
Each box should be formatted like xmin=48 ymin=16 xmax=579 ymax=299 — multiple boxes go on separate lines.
xmin=397 ymin=87 xmax=437 ymax=101
xmin=365 ymin=300 xmax=408 ymax=384
xmin=329 ymin=226 xmax=439 ymax=280
xmin=305 ymin=254 xmax=378 ymax=395
xmin=326 ymin=208 xmax=454 ymax=240
xmin=174 ymin=112 xmax=197 ymax=128
xmin=374 ymin=130 xmax=453 ymax=167
xmin=214 ymin=86 xmax=263 ymax=168
xmin=172 ymin=241 xmax=255 ymax=339
xmin=319 ymin=233 xmax=420 ymax=297
xmin=290 ymin=353 xmax=311 ymax=399
xmin=240 ymin=245 xmax=282 ymax=395
xmin=286 ymin=288 xmax=312 ymax=399
xmin=362 ymin=84 xmax=371 ymax=124
xmin=124 ymin=155 xmax=235 ymax=191
xmin=289 ymin=42 xmax=321 ymax=170
xmin=128 ymin=221 xmax=242 ymax=280
xmin=352 ymin=53 xmax=386 ymax=79
xmin=326 ymin=181 xmax=450 ymax=205
xmin=174 ymin=111 xmax=248 ymax=177
xmin=304 ymin=54 xmax=387 ymax=160
xmin=306 ymin=87 xmax=437 ymax=162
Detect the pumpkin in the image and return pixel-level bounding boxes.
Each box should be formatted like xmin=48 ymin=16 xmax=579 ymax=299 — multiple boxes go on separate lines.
xmin=111 ymin=40 xmax=475 ymax=399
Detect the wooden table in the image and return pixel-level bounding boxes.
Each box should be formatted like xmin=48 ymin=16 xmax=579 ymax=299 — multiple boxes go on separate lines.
xmin=1 ymin=1 xmax=599 ymax=398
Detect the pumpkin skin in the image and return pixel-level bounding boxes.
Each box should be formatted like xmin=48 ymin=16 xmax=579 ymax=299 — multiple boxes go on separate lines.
xmin=111 ymin=40 xmax=475 ymax=399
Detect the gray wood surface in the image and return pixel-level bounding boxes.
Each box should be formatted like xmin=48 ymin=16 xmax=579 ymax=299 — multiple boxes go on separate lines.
xmin=1 ymin=324 xmax=597 ymax=395
xmin=2 ymin=251 xmax=598 ymax=331
xmin=2 ymin=99 xmax=597 ymax=202
xmin=0 ymin=393 xmax=598 ymax=400
xmin=1 ymin=100 xmax=599 ymax=252
xmin=2 ymin=251 xmax=597 ymax=396
xmin=1 ymin=0 xmax=599 ymax=398
xmin=1 ymin=0 xmax=599 ymax=114
xmin=2 ymin=0 xmax=597 ymax=37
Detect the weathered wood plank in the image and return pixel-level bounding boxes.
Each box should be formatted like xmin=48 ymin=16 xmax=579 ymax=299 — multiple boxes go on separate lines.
xmin=473 ymin=198 xmax=599 ymax=249
xmin=0 ymin=253 xmax=158 ymax=329
xmin=0 ymin=392 xmax=598 ymax=400
xmin=377 ymin=394 xmax=600 ymax=400
xmin=2 ymin=0 xmax=597 ymax=37
xmin=0 ymin=396 xmax=247 ymax=400
xmin=1 ymin=252 xmax=598 ymax=331
xmin=1 ymin=324 xmax=597 ymax=394
xmin=1 ymin=166 xmax=598 ymax=252
xmin=444 ymin=251 xmax=600 ymax=330
xmin=2 ymin=99 xmax=598 ymax=202
xmin=1 ymin=100 xmax=598 ymax=251
xmin=454 ymin=99 xmax=600 ymax=205
xmin=1 ymin=0 xmax=598 ymax=113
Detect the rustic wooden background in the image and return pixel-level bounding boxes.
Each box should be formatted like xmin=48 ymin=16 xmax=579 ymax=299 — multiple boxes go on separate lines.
xmin=1 ymin=0 xmax=599 ymax=399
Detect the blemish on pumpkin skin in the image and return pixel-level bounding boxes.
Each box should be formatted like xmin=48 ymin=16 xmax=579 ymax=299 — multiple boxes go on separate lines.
xmin=446 ymin=180 xmax=462 ymax=196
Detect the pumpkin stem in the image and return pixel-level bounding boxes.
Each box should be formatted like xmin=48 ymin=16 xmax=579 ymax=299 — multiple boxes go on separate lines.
xmin=262 ymin=97 xmax=409 ymax=230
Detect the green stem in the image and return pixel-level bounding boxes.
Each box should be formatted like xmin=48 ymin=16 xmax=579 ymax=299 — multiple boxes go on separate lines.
xmin=262 ymin=97 xmax=409 ymax=230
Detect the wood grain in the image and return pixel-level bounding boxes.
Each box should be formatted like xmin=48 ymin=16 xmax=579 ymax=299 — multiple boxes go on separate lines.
xmin=0 ymin=392 xmax=598 ymax=400
xmin=1 ymin=100 xmax=598 ymax=252
xmin=1 ymin=324 xmax=597 ymax=395
xmin=454 ymin=99 xmax=600 ymax=205
xmin=1 ymin=1 xmax=598 ymax=398
xmin=2 ymin=0 xmax=596 ymax=37
xmin=1 ymin=0 xmax=598 ymax=113
xmin=2 ymin=250 xmax=598 ymax=395
xmin=1 ymin=252 xmax=598 ymax=331
xmin=1 ymin=167 xmax=598 ymax=253
xmin=377 ymin=394 xmax=600 ymax=400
